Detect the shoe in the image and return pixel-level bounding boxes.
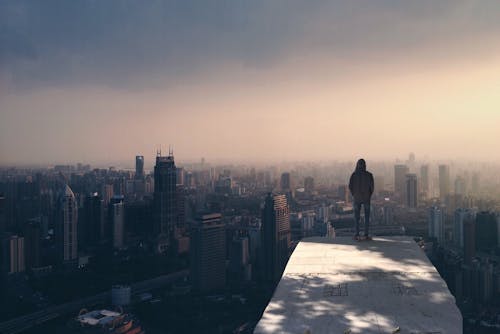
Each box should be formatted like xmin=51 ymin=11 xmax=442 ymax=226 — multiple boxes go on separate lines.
xmin=364 ymin=235 xmax=372 ymax=241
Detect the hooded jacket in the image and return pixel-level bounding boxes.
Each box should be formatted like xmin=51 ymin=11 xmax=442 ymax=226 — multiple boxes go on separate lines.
xmin=348 ymin=159 xmax=374 ymax=203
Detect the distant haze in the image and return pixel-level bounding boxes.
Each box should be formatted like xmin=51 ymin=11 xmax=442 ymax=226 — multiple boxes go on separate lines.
xmin=1 ymin=1 xmax=500 ymax=166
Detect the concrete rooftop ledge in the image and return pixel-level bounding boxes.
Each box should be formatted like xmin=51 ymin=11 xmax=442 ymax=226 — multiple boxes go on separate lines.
xmin=254 ymin=236 xmax=462 ymax=334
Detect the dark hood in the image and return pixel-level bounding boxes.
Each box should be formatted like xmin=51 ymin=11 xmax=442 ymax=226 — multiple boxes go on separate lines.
xmin=355 ymin=159 xmax=366 ymax=172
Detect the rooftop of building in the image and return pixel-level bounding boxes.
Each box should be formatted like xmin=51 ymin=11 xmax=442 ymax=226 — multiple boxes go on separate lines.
xmin=76 ymin=309 xmax=122 ymax=327
xmin=254 ymin=236 xmax=462 ymax=334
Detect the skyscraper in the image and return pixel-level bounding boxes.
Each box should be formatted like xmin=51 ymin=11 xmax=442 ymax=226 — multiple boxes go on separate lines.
xmin=471 ymin=172 xmax=480 ymax=195
xmin=81 ymin=193 xmax=104 ymax=249
xmin=280 ymin=173 xmax=291 ymax=192
xmin=0 ymin=194 xmax=5 ymax=234
xmin=464 ymin=219 xmax=476 ymax=265
xmin=454 ymin=208 xmax=475 ymax=249
xmin=429 ymin=206 xmax=444 ymax=244
xmin=110 ymin=195 xmax=125 ymax=249
xmin=383 ymin=205 xmax=394 ymax=225
xmin=420 ymin=164 xmax=429 ymax=198
xmin=135 ymin=155 xmax=144 ymax=180
xmin=394 ymin=164 xmax=409 ymax=197
xmin=153 ymin=151 xmax=177 ymax=252
xmin=24 ymin=220 xmax=41 ymax=269
xmin=58 ymin=185 xmax=78 ymax=263
xmin=475 ymin=212 xmax=497 ymax=252
xmin=454 ymin=176 xmax=466 ymax=196
xmin=438 ymin=165 xmax=450 ymax=200
xmin=304 ymin=177 xmax=314 ymax=194
xmin=374 ymin=175 xmax=385 ymax=194
xmin=2 ymin=234 xmax=25 ymax=274
xmin=229 ymin=236 xmax=251 ymax=281
xmin=262 ymin=193 xmax=291 ymax=282
xmin=405 ymin=174 xmax=418 ymax=209
xmin=190 ymin=213 xmax=226 ymax=292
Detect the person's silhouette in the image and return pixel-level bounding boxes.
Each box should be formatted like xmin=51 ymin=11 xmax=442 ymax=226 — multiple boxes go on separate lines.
xmin=348 ymin=159 xmax=374 ymax=240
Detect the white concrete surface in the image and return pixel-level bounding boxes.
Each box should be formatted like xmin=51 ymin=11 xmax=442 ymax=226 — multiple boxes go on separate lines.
xmin=254 ymin=236 xmax=462 ymax=334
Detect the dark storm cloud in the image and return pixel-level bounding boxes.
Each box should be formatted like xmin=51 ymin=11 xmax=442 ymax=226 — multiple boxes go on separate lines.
xmin=1 ymin=0 xmax=500 ymax=90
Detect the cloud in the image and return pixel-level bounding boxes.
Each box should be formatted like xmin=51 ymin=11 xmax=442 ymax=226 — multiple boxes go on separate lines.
xmin=1 ymin=0 xmax=500 ymax=92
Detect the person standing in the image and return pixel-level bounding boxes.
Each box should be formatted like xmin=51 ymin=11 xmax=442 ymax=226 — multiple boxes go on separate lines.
xmin=348 ymin=159 xmax=374 ymax=240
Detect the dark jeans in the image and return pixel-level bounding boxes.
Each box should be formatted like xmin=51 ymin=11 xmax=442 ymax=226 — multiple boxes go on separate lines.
xmin=354 ymin=201 xmax=370 ymax=236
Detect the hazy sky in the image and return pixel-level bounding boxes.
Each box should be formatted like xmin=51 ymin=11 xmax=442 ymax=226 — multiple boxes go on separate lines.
xmin=1 ymin=1 xmax=500 ymax=166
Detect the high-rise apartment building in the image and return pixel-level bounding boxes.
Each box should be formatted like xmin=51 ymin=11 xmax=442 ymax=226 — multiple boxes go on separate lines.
xmin=190 ymin=213 xmax=226 ymax=292
xmin=405 ymin=174 xmax=418 ymax=209
xmin=439 ymin=165 xmax=450 ymax=200
xmin=262 ymin=193 xmax=291 ymax=282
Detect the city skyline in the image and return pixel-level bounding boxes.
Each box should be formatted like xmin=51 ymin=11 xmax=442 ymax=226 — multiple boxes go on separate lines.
xmin=2 ymin=1 xmax=500 ymax=165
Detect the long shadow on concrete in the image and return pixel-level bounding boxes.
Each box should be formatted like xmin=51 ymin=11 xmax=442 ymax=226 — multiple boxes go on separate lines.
xmin=254 ymin=236 xmax=462 ymax=334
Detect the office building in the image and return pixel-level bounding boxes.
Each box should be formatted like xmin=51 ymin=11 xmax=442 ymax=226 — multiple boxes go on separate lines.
xmin=176 ymin=167 xmax=185 ymax=186
xmin=420 ymin=164 xmax=429 ymax=198
xmin=439 ymin=165 xmax=450 ymax=200
xmin=304 ymin=177 xmax=315 ymax=194
xmin=280 ymin=172 xmax=291 ymax=192
xmin=383 ymin=205 xmax=394 ymax=225
xmin=475 ymin=211 xmax=497 ymax=252
xmin=229 ymin=236 xmax=251 ymax=281
xmin=394 ymin=164 xmax=409 ymax=197
xmin=24 ymin=220 xmax=41 ymax=269
xmin=2 ymin=234 xmax=25 ymax=274
xmin=153 ymin=151 xmax=177 ymax=252
xmin=0 ymin=195 xmax=5 ymax=234
xmin=454 ymin=208 xmax=475 ymax=249
xmin=102 ymin=184 xmax=114 ymax=206
xmin=337 ymin=185 xmax=349 ymax=203
xmin=110 ymin=195 xmax=125 ymax=249
xmin=374 ymin=175 xmax=385 ymax=193
xmin=471 ymin=172 xmax=480 ymax=195
xmin=135 ymin=155 xmax=144 ymax=180
xmin=464 ymin=219 xmax=476 ymax=265
xmin=262 ymin=193 xmax=291 ymax=282
xmin=58 ymin=185 xmax=78 ymax=263
xmin=405 ymin=174 xmax=418 ymax=209
xmin=81 ymin=193 xmax=104 ymax=248
xmin=190 ymin=213 xmax=226 ymax=292
xmin=429 ymin=206 xmax=444 ymax=244
xmin=454 ymin=176 xmax=466 ymax=196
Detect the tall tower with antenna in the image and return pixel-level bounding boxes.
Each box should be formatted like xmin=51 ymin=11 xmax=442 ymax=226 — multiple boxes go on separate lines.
xmin=153 ymin=145 xmax=177 ymax=253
